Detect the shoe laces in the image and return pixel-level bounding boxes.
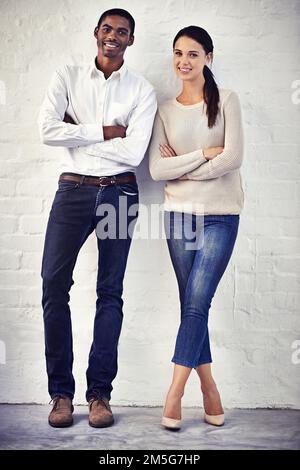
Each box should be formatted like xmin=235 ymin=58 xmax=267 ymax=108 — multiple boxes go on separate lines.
xmin=89 ymin=395 xmax=110 ymax=411
xmin=49 ymin=395 xmax=69 ymax=410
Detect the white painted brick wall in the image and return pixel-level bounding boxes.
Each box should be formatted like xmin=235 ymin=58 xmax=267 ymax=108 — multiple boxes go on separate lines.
xmin=0 ymin=0 xmax=299 ymax=408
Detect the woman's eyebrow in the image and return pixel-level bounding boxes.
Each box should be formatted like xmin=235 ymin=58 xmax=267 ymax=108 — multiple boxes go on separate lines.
xmin=174 ymin=48 xmax=200 ymax=53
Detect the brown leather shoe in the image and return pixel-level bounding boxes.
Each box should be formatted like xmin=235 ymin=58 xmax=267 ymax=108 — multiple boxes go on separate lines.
xmin=88 ymin=397 xmax=114 ymax=428
xmin=48 ymin=396 xmax=74 ymax=428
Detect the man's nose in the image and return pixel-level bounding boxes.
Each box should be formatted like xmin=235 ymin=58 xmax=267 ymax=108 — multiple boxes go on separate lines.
xmin=107 ymin=31 xmax=118 ymax=41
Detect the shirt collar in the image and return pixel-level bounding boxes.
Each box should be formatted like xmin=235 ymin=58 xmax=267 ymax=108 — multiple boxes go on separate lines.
xmin=90 ymin=57 xmax=127 ymax=80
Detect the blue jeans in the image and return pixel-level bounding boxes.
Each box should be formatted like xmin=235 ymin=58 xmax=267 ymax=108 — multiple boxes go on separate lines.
xmin=41 ymin=172 xmax=139 ymax=401
xmin=164 ymin=212 xmax=239 ymax=368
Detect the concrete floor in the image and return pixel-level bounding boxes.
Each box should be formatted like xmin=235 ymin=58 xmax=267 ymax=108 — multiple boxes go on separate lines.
xmin=0 ymin=405 xmax=299 ymax=450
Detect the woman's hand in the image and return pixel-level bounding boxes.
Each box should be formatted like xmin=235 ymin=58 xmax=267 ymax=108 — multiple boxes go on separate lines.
xmin=177 ymin=146 xmax=224 ymax=180
xmin=203 ymin=147 xmax=224 ymax=160
xmin=159 ymin=143 xmax=177 ymax=158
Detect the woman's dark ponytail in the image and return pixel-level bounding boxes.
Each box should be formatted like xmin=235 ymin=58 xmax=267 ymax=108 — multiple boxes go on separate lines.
xmin=203 ymin=65 xmax=220 ymax=128
xmin=173 ymin=26 xmax=220 ymax=128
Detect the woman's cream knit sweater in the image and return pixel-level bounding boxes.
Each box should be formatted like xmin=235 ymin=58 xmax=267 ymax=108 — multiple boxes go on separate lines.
xmin=148 ymin=89 xmax=244 ymax=215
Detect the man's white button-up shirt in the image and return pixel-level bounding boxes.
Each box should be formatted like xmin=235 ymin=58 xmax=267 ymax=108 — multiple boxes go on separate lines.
xmin=38 ymin=59 xmax=157 ymax=176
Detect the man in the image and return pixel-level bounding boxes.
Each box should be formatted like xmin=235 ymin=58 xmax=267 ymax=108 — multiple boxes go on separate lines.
xmin=38 ymin=8 xmax=157 ymax=428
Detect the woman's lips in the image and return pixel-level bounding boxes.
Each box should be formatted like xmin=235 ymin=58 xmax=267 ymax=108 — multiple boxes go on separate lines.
xmin=178 ymin=67 xmax=192 ymax=73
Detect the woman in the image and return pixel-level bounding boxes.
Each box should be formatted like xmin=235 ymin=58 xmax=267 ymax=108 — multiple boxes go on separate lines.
xmin=149 ymin=26 xmax=244 ymax=430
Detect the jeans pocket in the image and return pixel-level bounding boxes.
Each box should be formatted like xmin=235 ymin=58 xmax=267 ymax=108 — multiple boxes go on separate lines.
xmin=57 ymin=181 xmax=80 ymax=193
xmin=117 ymin=182 xmax=139 ymax=196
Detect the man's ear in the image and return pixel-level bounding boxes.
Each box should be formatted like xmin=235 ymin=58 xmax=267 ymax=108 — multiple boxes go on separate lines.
xmin=128 ymin=35 xmax=134 ymax=47
xmin=94 ymin=27 xmax=98 ymax=39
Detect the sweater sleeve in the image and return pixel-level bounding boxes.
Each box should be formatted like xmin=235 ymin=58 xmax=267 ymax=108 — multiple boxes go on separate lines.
xmin=148 ymin=111 xmax=207 ymax=181
xmin=186 ymin=91 xmax=244 ymax=181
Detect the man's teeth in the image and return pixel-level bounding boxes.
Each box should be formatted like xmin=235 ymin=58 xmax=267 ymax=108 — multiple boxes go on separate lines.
xmin=105 ymin=43 xmax=118 ymax=48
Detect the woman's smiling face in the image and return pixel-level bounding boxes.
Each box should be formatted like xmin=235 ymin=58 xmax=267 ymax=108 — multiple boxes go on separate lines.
xmin=173 ymin=36 xmax=211 ymax=81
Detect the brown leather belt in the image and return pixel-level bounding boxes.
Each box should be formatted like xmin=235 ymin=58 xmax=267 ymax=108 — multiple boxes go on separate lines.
xmin=59 ymin=173 xmax=136 ymax=187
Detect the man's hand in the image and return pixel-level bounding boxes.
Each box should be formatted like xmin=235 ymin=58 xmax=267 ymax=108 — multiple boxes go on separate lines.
xmin=203 ymin=146 xmax=224 ymax=160
xmin=103 ymin=125 xmax=127 ymax=140
xmin=62 ymin=117 xmax=127 ymax=140
xmin=63 ymin=113 xmax=76 ymax=124
xmin=159 ymin=143 xmax=177 ymax=157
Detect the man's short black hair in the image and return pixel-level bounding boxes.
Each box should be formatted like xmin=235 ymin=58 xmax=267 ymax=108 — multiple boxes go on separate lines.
xmin=97 ymin=8 xmax=135 ymax=36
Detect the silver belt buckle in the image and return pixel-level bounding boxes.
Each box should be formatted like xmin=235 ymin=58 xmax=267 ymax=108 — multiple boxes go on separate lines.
xmin=98 ymin=176 xmax=115 ymax=187
xmin=98 ymin=176 xmax=109 ymax=187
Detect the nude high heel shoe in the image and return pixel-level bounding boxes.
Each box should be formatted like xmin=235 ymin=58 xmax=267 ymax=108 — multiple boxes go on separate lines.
xmin=204 ymin=412 xmax=225 ymax=426
xmin=161 ymin=416 xmax=181 ymax=430
xmin=202 ymin=386 xmax=225 ymax=426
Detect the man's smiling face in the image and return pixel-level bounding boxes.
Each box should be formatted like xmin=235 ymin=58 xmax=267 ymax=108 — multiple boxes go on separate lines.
xmin=94 ymin=15 xmax=134 ymax=59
